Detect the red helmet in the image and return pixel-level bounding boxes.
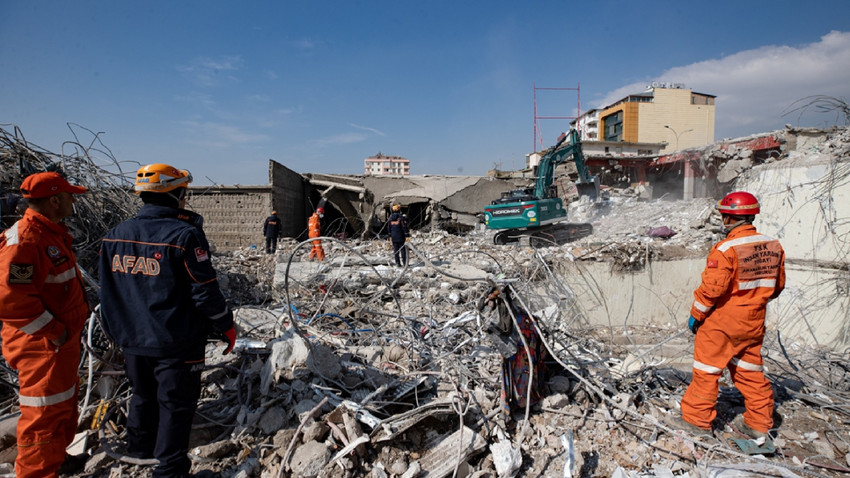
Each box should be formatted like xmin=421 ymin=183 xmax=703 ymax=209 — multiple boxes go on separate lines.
xmin=316 ymin=207 xmax=325 ymax=215
xmin=717 ymin=191 xmax=759 ymax=215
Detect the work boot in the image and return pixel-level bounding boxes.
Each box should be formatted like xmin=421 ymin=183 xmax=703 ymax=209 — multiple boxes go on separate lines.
xmin=57 ymin=452 xmax=88 ymax=476
xmin=731 ymin=415 xmax=769 ymax=439
xmin=664 ymin=413 xmax=712 ymax=435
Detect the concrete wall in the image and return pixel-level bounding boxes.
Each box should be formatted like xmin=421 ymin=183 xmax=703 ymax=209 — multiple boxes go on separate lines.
xmin=188 ymin=161 xmax=308 ymax=252
xmin=270 ymin=161 xmax=307 ymax=239
xmin=564 ymin=258 xmax=849 ymax=352
xmin=735 ymin=148 xmax=850 ymax=351
xmin=189 ymin=187 xmax=271 ymax=251
xmin=565 ymin=146 xmax=850 ymax=352
xmin=741 ymin=151 xmax=848 ymax=263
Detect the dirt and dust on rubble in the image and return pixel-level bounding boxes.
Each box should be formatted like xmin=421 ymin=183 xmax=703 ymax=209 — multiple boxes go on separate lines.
xmin=0 ymin=123 xmax=849 ymax=478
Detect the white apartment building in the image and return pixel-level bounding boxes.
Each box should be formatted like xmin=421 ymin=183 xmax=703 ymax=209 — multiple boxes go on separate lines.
xmin=570 ymin=108 xmax=600 ymax=141
xmin=364 ymin=153 xmax=410 ymax=176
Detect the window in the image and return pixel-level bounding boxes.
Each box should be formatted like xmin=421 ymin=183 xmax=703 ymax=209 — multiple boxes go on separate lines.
xmin=603 ymin=111 xmax=623 ymax=142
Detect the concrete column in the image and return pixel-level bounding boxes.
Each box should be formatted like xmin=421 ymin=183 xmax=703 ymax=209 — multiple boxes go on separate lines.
xmin=430 ymin=200 xmax=438 ymax=234
xmin=636 ymin=164 xmax=647 ymax=185
xmin=683 ymin=160 xmax=696 ymax=200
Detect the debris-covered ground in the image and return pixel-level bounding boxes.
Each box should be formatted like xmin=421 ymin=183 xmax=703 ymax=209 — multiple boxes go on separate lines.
xmin=0 ymin=124 xmax=849 ymax=477
xmin=2 ymin=229 xmax=842 ymax=478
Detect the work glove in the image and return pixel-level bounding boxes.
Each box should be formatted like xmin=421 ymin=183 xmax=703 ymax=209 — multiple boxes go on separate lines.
xmin=221 ymin=326 xmax=237 ymax=355
xmin=687 ymin=315 xmax=702 ymax=334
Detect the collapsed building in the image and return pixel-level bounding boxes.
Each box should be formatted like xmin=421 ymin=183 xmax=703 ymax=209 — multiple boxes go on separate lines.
xmin=0 ymin=124 xmax=848 ymax=478
xmin=178 ymin=125 xmax=826 ymax=258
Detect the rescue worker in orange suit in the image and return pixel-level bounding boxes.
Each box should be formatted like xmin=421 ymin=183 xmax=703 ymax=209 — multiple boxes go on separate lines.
xmin=670 ymin=191 xmax=785 ymax=439
xmin=0 ymin=172 xmax=90 ymax=477
xmin=262 ymin=210 xmax=281 ymax=254
xmin=308 ymin=207 xmax=325 ymax=261
xmin=386 ymin=204 xmax=410 ymax=267
xmin=98 ymin=164 xmax=236 ymax=478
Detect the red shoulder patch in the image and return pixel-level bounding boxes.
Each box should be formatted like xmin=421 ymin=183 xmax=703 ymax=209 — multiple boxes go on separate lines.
xmin=707 ymin=259 xmax=718 ymax=268
xmin=195 ymin=247 xmax=209 ymax=262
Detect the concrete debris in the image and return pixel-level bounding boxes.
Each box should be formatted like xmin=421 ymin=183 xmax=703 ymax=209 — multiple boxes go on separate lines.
xmin=0 ymin=126 xmax=848 ymax=478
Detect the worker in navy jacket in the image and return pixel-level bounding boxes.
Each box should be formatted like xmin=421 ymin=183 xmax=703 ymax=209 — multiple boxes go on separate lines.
xmin=99 ymin=163 xmax=235 ymax=478
xmin=386 ymin=204 xmax=410 ymax=266
xmin=262 ymin=210 xmax=281 ymax=254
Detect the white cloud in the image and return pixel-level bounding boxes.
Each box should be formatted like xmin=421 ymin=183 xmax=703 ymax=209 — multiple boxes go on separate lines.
xmin=274 ymin=107 xmax=298 ymax=115
xmin=313 ymin=132 xmax=368 ymax=147
xmin=311 ymin=123 xmax=385 ymax=147
xmin=294 ymin=38 xmax=316 ymax=50
xmin=596 ymin=31 xmax=850 ymax=139
xmin=179 ymin=120 xmax=268 ymax=148
xmin=177 ymin=55 xmax=243 ymax=86
xmin=349 ymin=123 xmax=386 ymax=136
xmin=173 ymin=92 xmax=215 ymax=107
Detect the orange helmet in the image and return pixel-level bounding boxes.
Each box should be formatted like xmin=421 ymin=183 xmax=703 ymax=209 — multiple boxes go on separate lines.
xmin=135 ymin=163 xmax=192 ymax=194
xmin=717 ymin=191 xmax=759 ymax=215
xmin=392 ymin=204 xmax=401 ymax=212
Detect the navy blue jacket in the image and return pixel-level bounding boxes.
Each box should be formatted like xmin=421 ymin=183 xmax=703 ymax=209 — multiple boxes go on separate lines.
xmin=98 ymin=204 xmax=233 ymax=357
xmin=263 ymin=214 xmax=281 ymax=238
xmin=387 ymin=212 xmax=409 ymax=242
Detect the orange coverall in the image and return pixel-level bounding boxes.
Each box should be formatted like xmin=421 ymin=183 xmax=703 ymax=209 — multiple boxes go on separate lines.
xmin=0 ymin=209 xmax=90 ymax=478
xmin=681 ymin=224 xmax=785 ymax=433
xmin=307 ymin=213 xmax=325 ymax=261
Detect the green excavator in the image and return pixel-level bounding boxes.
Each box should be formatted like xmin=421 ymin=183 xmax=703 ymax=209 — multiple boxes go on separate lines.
xmin=484 ymin=129 xmax=598 ymax=246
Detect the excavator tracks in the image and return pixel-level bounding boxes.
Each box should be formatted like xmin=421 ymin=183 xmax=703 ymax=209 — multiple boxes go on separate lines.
xmin=493 ymin=222 xmax=593 ymax=247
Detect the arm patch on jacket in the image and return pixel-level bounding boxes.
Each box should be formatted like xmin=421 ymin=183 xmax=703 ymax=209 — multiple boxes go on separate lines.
xmin=195 ymin=248 xmax=210 ymax=262
xmin=9 ymin=263 xmax=34 ymax=283
xmin=707 ymin=259 xmax=718 ymax=268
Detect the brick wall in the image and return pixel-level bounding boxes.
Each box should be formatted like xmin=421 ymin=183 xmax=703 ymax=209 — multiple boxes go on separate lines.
xmin=187 ymin=160 xmax=309 ymax=252
xmin=188 ymin=187 xmax=271 ymax=252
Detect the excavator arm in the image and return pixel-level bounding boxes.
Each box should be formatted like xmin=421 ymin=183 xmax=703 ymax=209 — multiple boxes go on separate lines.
xmin=534 ymin=129 xmax=598 ymax=200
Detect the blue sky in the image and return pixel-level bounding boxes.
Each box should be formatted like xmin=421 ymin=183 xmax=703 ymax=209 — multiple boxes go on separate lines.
xmin=2 ymin=1 xmax=849 ymax=185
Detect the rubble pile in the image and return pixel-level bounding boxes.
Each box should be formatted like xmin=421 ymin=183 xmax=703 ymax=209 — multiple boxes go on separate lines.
xmin=0 ymin=124 xmax=139 ymax=274
xmin=565 ymin=195 xmax=720 ymax=271
xmin=0 ymin=125 xmax=848 ymax=477
xmin=16 ymin=230 xmax=841 ymax=478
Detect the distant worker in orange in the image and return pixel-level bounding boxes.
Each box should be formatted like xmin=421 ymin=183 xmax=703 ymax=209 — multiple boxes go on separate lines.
xmin=0 ymin=172 xmax=91 ymax=477
xmin=669 ymin=191 xmax=785 ymax=439
xmin=308 ymin=207 xmax=325 ymax=261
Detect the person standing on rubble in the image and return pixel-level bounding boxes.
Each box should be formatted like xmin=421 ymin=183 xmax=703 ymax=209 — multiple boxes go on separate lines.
xmin=386 ymin=204 xmax=410 ymax=267
xmin=669 ymin=191 xmax=785 ymax=439
xmin=0 ymin=172 xmax=91 ymax=477
xmin=308 ymin=206 xmax=325 ymax=261
xmin=98 ymin=163 xmax=236 ymax=478
xmin=262 ymin=210 xmax=281 ymax=254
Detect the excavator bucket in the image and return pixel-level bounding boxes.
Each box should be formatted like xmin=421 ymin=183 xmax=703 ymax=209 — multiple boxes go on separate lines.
xmin=576 ymin=180 xmax=599 ymax=200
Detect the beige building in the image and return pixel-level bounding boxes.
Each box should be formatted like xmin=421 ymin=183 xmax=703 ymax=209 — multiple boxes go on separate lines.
xmin=364 ymin=153 xmax=410 ymax=176
xmin=597 ymin=83 xmax=715 ymax=153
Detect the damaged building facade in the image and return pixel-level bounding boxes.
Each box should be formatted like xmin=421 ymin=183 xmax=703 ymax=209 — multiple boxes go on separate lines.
xmin=192 ymin=126 xmax=822 ymax=257
xmin=192 ymin=161 xmax=530 ymax=252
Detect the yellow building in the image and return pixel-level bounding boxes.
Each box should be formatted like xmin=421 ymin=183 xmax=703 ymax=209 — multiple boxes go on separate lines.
xmin=598 ymin=83 xmax=715 ymax=153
